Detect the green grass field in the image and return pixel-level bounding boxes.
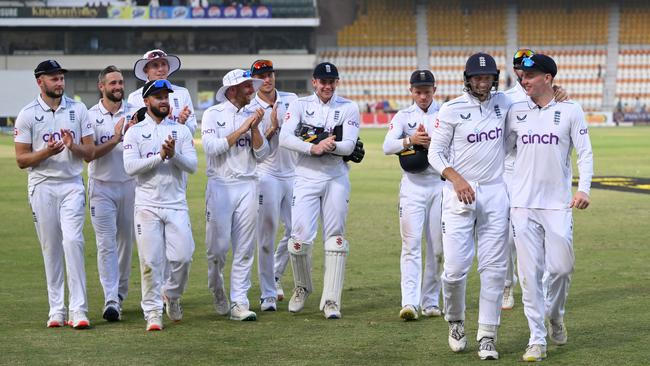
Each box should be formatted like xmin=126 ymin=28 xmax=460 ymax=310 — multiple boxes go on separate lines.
xmin=1 ymin=127 xmax=649 ymax=365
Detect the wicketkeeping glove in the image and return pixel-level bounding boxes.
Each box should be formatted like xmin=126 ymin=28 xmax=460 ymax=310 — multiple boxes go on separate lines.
xmin=343 ymin=138 xmax=365 ymax=163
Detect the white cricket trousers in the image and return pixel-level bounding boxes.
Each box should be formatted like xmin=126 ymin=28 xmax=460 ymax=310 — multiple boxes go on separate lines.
xmin=29 ymin=178 xmax=87 ymax=317
xmin=503 ymin=174 xmax=518 ymax=289
xmin=89 ymin=178 xmax=135 ymax=304
xmin=257 ymin=173 xmax=292 ymax=299
xmin=511 ymin=207 xmax=574 ymax=346
xmin=398 ymin=175 xmax=444 ymax=309
xmin=441 ymin=180 xmax=509 ymax=327
xmin=134 ymin=206 xmax=194 ymax=316
xmin=205 ymin=179 xmax=258 ymax=307
xmin=291 ymin=174 xmax=350 ymax=243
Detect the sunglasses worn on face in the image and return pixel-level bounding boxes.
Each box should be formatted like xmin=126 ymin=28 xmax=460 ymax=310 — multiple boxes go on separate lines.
xmin=252 ymin=60 xmax=273 ymax=70
xmin=515 ymin=49 xmax=535 ymax=59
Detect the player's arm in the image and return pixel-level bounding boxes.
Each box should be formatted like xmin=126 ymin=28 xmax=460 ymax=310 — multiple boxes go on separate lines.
xmin=504 ymin=108 xmax=518 ymax=157
xmin=201 ymin=109 xmax=230 ymax=156
xmin=249 ymin=108 xmax=270 ymax=161
xmin=168 ymin=126 xmax=198 ymax=174
xmin=383 ymin=112 xmax=409 ymax=154
xmin=88 ymin=117 xmax=126 ymax=162
xmin=122 ymin=128 xmax=163 ymax=176
xmin=331 ymin=105 xmax=359 ymax=156
xmin=180 ymin=91 xmax=197 ymax=136
xmin=15 ymin=140 xmax=63 ymax=169
xmin=279 ymin=101 xmax=313 ymax=155
xmin=428 ymin=113 xmax=475 ymax=204
xmin=264 ymin=103 xmax=280 ymax=140
xmin=569 ymin=106 xmax=594 ymax=209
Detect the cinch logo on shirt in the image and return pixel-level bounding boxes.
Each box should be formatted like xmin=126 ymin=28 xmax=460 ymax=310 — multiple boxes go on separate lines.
xmin=236 ymin=136 xmax=251 ymax=147
xmin=99 ymin=134 xmax=114 ymax=143
xmin=521 ymin=131 xmax=559 ymax=145
xmin=145 ymin=151 xmax=160 ymax=158
xmin=202 ymin=128 xmax=216 ymax=135
xmin=42 ymin=130 xmax=75 ymax=142
xmin=466 ymin=127 xmax=502 ymax=143
xmin=579 ymin=128 xmax=588 ymax=135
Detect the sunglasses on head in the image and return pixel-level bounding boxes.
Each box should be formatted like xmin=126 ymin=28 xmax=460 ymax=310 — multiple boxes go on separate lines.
xmin=522 ymin=57 xmax=535 ymax=67
xmin=515 ymin=49 xmax=535 ymax=59
xmin=144 ymin=79 xmax=172 ymax=96
xmin=252 ymin=60 xmax=273 ymax=70
xmin=146 ymin=51 xmax=167 ymax=60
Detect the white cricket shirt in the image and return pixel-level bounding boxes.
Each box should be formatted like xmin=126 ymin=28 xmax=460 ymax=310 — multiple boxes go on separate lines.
xmin=128 ymin=83 xmax=197 ymax=136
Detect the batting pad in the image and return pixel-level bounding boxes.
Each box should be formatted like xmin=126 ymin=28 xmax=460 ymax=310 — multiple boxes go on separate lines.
xmin=288 ymin=238 xmax=313 ymax=293
xmin=320 ymin=236 xmax=349 ymax=310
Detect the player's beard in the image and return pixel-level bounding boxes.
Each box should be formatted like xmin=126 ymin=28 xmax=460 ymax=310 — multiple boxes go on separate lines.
xmin=105 ymin=88 xmax=123 ymax=103
xmin=234 ymin=87 xmax=253 ymax=107
xmin=150 ymin=104 xmax=169 ymax=118
xmin=44 ymin=86 xmax=64 ymax=99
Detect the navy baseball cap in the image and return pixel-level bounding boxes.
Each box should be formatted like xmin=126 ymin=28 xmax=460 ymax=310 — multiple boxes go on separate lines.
xmin=250 ymin=59 xmax=274 ymax=76
xmin=464 ymin=53 xmax=499 ymax=77
xmin=313 ymin=62 xmax=339 ymax=79
xmin=142 ymin=79 xmax=174 ymax=98
xmin=34 ymin=59 xmax=68 ymax=78
xmin=410 ymin=70 xmax=435 ymax=86
xmin=521 ymin=54 xmax=557 ymax=77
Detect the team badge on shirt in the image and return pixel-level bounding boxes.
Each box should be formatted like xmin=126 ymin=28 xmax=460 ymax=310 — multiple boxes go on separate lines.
xmin=494 ymin=105 xmax=502 ymax=118
xmin=334 ymin=110 xmax=340 ymax=122
xmin=69 ymin=110 xmax=76 ymax=122
xmin=554 ymin=111 xmax=561 ymax=125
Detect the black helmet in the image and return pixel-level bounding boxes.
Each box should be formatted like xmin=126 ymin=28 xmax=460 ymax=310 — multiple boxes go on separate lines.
xmin=463 ymin=52 xmax=500 ymax=92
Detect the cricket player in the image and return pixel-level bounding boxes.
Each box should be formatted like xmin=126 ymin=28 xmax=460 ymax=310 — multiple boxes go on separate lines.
xmin=127 ymin=49 xmax=196 ymax=135
xmin=428 ymin=53 xmax=510 ymax=360
xmin=505 ymin=54 xmax=593 ymax=362
xmin=248 ymin=59 xmax=298 ymax=310
xmin=382 ymin=70 xmax=444 ymax=321
xmin=279 ymin=62 xmax=361 ymax=319
xmin=14 ymin=60 xmax=95 ymax=329
xmin=202 ymin=69 xmax=268 ymax=321
xmin=123 ymin=79 xmax=197 ymax=331
xmin=502 ymin=48 xmax=535 ymax=310
xmin=86 ymin=65 xmax=138 ymax=322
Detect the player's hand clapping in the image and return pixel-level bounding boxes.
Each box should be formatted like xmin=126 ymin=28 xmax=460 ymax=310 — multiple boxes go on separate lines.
xmin=411 ymin=124 xmax=431 ymax=148
xmin=45 ymin=134 xmax=65 ymax=156
xmin=249 ymin=108 xmax=265 ymax=130
xmin=113 ymin=117 xmax=125 ymax=142
xmin=178 ymin=105 xmax=191 ymax=124
xmin=160 ymin=135 xmax=175 ymax=160
xmin=61 ymin=129 xmax=75 ymax=149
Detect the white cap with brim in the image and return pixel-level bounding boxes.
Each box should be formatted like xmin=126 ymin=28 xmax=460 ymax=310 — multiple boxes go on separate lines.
xmin=215 ymin=69 xmax=264 ymax=103
xmin=134 ymin=49 xmax=181 ymax=81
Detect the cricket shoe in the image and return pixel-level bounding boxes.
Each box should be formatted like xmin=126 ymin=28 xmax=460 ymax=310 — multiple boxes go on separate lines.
xmin=546 ymin=318 xmax=567 ymax=345
xmin=477 ymin=337 xmax=499 ymax=360
xmin=102 ymin=300 xmax=121 ymax=322
xmin=275 ymin=278 xmax=285 ymax=301
xmin=522 ymin=344 xmax=547 ymax=362
xmin=146 ymin=312 xmax=163 ymax=331
xmin=399 ymin=304 xmax=419 ymax=321
xmin=288 ymin=286 xmax=309 ymax=313
xmin=502 ymin=286 xmax=515 ymax=310
xmin=46 ymin=313 xmax=65 ymax=328
xmin=213 ymin=286 xmax=230 ymax=316
xmin=68 ymin=311 xmax=90 ymax=329
xmin=164 ymin=295 xmax=183 ymax=322
xmin=323 ymin=300 xmax=341 ymax=319
xmin=229 ymin=303 xmax=257 ymax=321
xmin=260 ymin=297 xmax=277 ymax=312
xmin=448 ymin=320 xmax=467 ymax=352
xmin=421 ymin=305 xmax=442 ymax=317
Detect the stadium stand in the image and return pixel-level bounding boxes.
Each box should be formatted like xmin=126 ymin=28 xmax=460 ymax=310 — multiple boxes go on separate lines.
xmin=427 ymin=0 xmax=506 ymax=47
xmin=337 ymin=0 xmax=416 ymax=47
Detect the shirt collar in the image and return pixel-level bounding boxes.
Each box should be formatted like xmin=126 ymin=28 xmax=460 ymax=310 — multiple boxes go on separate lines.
xmin=97 ymin=99 xmax=125 ymax=116
xmin=526 ymin=96 xmax=557 ymax=110
xmin=254 ymin=92 xmax=274 ymax=109
xmin=37 ymin=94 xmax=67 ymax=112
xmin=315 ymin=93 xmax=335 ymax=106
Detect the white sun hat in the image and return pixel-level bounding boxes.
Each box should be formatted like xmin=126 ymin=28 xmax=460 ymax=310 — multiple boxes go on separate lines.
xmin=133 ymin=49 xmax=181 ymax=81
xmin=215 ymin=69 xmax=264 ymax=103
